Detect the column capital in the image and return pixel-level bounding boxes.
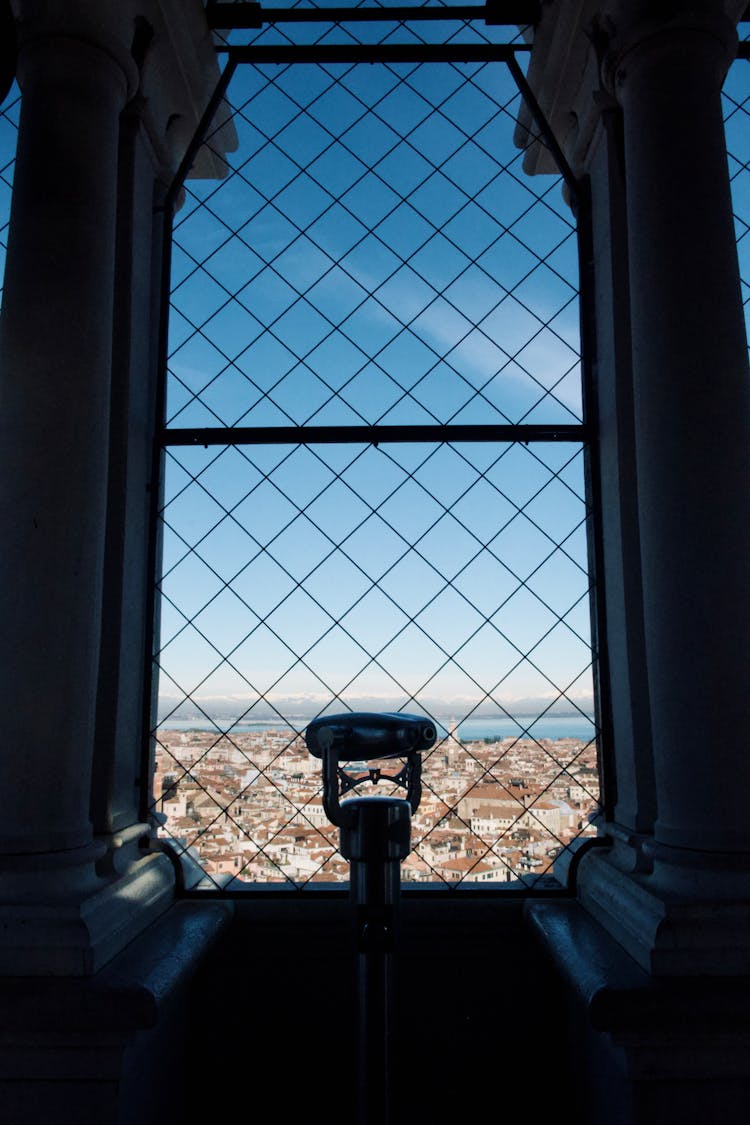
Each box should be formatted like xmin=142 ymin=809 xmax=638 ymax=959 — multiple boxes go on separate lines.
xmin=9 ymin=0 xmax=237 ymax=184
xmin=11 ymin=0 xmax=141 ymax=102
xmin=514 ymin=0 xmax=745 ymax=181
xmin=600 ymin=0 xmax=740 ymax=100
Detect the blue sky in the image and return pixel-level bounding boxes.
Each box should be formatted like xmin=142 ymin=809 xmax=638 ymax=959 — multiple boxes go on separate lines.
xmin=157 ymin=437 xmax=592 ymax=721
xmin=156 ymin=20 xmax=594 ymax=727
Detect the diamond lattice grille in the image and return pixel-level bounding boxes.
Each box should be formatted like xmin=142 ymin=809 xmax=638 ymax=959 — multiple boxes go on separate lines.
xmin=724 ymin=46 xmax=750 ymax=355
xmin=153 ymin=5 xmax=604 ymax=889
xmin=155 ymin=438 xmax=597 ymax=886
xmin=0 ymin=80 xmax=19 ymax=309
xmin=167 ymin=55 xmax=582 ymax=430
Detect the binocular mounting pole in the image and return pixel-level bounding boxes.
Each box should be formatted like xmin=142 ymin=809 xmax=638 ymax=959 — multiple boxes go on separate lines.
xmin=305 ymin=713 xmax=436 ymax=1125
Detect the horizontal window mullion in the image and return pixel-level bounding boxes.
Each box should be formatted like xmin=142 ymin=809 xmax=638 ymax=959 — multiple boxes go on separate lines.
xmin=161 ymin=423 xmax=589 ymax=447
xmin=226 ymin=43 xmax=529 ymax=66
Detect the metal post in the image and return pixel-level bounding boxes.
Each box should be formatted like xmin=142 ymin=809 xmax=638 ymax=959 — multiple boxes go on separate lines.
xmin=341 ymin=797 xmax=412 ymax=1125
xmin=305 ymin=713 xmax=436 ymax=1125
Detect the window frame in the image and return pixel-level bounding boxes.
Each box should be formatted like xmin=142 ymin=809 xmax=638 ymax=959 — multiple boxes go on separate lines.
xmin=144 ymin=15 xmax=611 ymax=895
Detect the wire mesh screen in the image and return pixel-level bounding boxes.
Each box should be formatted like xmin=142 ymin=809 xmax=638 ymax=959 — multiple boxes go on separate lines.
xmin=153 ymin=5 xmax=602 ymax=889
xmin=156 ymin=438 xmax=596 ymax=884
xmin=166 ymin=62 xmax=582 ymax=429
xmin=0 ymin=80 xmax=19 ymax=309
xmin=725 ymin=46 xmax=750 ymax=354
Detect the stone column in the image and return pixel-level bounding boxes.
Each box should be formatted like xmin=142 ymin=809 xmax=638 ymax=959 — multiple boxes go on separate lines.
xmin=0 ymin=10 xmax=171 ymax=974
xmin=0 ymin=1 xmax=237 ymax=974
xmin=0 ymin=32 xmax=132 ymax=863
xmin=609 ymin=2 xmax=750 ymax=867
xmin=517 ymin=0 xmax=750 ymax=972
xmin=575 ymin=0 xmax=750 ymax=973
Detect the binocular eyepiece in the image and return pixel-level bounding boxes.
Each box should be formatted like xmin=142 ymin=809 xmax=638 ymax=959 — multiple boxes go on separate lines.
xmin=305 ymin=712 xmax=437 ymax=761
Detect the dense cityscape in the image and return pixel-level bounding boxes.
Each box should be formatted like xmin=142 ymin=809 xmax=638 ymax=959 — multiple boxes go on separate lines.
xmin=153 ymin=723 xmax=600 ymax=887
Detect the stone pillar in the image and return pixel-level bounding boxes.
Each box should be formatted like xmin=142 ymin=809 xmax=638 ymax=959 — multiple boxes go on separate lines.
xmin=608 ymin=3 xmax=750 ymax=866
xmin=0 ymin=29 xmax=134 ymax=885
xmin=517 ymin=0 xmax=750 ymax=973
xmin=0 ymin=11 xmax=180 ymax=973
xmin=575 ymin=0 xmax=750 ymax=973
xmin=514 ymin=6 xmax=750 ymax=1119
xmin=0 ymin=0 xmax=235 ymax=974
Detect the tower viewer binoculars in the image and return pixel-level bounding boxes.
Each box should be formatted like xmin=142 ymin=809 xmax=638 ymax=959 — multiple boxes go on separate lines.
xmin=305 ymin=712 xmax=437 ymax=827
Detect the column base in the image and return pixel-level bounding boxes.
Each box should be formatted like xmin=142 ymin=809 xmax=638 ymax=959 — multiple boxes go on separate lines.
xmin=0 ymin=900 xmax=233 ymax=1125
xmin=0 ymin=844 xmax=176 ymax=976
xmin=526 ymin=899 xmax=750 ymax=1125
xmin=576 ymin=846 xmax=750 ymax=976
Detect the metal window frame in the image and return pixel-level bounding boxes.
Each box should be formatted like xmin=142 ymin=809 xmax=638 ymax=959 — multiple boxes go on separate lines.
xmin=143 ymin=10 xmax=611 ymax=893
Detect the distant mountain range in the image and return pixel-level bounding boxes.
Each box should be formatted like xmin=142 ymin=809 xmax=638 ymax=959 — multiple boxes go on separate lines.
xmin=158 ymin=690 xmax=595 ymax=722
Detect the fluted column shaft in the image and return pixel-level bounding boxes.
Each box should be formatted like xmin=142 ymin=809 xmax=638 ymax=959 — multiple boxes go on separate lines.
xmin=610 ymin=3 xmax=750 ymax=860
xmin=0 ymin=34 xmax=130 ymax=862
